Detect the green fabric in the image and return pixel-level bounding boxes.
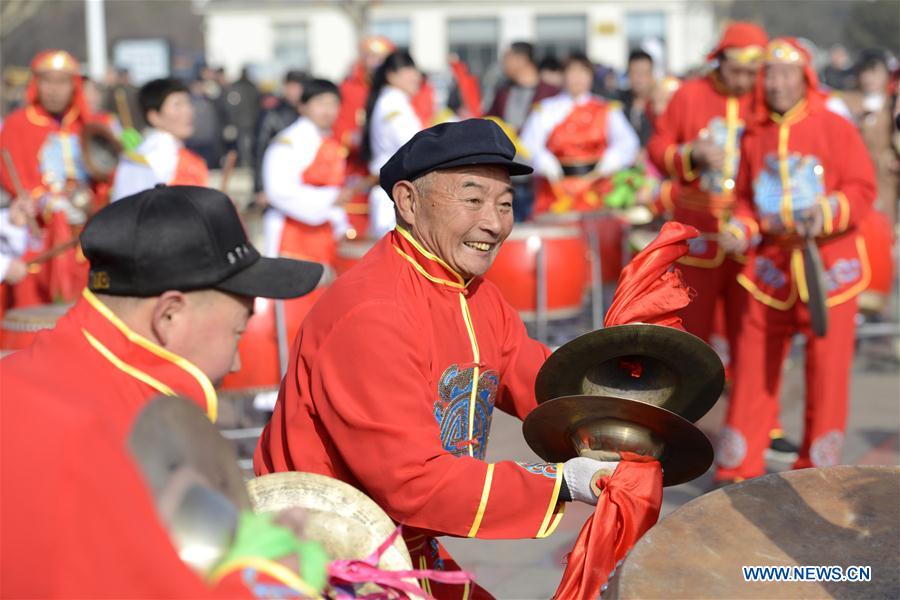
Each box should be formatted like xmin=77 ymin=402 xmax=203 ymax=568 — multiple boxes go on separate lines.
xmin=120 ymin=128 xmax=143 ymax=153
xmin=604 ymin=168 xmax=647 ymax=209
xmin=216 ymin=511 xmax=329 ymax=592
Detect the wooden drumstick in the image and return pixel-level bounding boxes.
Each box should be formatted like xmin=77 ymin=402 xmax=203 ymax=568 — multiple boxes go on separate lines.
xmin=219 ymin=150 xmax=238 ymax=195
xmin=114 ymin=88 xmax=134 ymax=131
xmin=25 ymin=238 xmax=80 ymax=266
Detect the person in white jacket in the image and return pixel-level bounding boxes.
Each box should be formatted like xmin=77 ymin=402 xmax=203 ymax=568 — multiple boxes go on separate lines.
xmin=0 ymin=197 xmax=30 ymax=287
xmin=261 ymin=79 xmax=349 ymax=263
xmin=360 ymin=51 xmax=423 ymax=238
xmin=111 ymin=78 xmax=208 ymax=201
xmin=521 ymin=53 xmax=640 ymax=214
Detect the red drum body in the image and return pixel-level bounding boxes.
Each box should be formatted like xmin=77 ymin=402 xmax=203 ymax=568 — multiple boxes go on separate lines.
xmin=335 ymin=237 xmax=378 ymax=275
xmin=484 ymin=223 xmax=589 ymax=320
xmin=219 ymin=290 xmax=325 ymax=394
xmin=535 ymin=211 xmax=625 ymax=283
xmin=1 ymin=303 xmax=70 ymax=353
xmin=857 ymin=210 xmax=895 ymax=314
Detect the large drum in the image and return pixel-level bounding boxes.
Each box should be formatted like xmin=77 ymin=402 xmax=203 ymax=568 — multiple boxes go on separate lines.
xmin=484 ymin=223 xmax=589 ymax=320
xmin=219 ymin=298 xmax=282 ymax=394
xmin=535 ymin=211 xmax=626 ymax=283
xmin=1 ymin=303 xmax=71 ymax=353
xmin=335 ymin=237 xmax=378 ymax=276
xmin=605 ymin=466 xmax=899 ymax=599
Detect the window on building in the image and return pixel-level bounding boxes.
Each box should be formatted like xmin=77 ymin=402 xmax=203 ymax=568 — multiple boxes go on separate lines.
xmin=625 ymin=11 xmax=667 ymax=68
xmin=369 ymin=19 xmax=412 ymax=51
xmin=272 ymin=22 xmax=310 ymax=74
xmin=535 ymin=14 xmax=587 ymax=62
xmin=448 ymin=18 xmax=499 ymax=82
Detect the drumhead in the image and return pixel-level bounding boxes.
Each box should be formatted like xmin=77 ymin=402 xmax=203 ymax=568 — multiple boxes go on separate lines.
xmin=337 ymin=238 xmax=378 ymax=260
xmin=506 ymin=222 xmax=582 ymax=240
xmin=1 ymin=303 xmax=72 ymax=331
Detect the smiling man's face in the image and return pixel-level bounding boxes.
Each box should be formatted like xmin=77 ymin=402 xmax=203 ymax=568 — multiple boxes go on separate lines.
xmin=396 ymin=165 xmax=514 ymax=279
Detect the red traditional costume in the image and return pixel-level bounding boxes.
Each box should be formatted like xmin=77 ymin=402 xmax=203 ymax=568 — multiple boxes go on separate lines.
xmin=0 ymin=50 xmax=105 ymax=307
xmin=522 ymin=93 xmax=639 ymax=215
xmin=716 ymin=38 xmax=876 ymax=481
xmin=0 ymin=290 xmax=307 ymax=597
xmin=256 ymin=227 xmax=568 ymax=599
xmin=646 ymin=23 xmax=768 ymax=348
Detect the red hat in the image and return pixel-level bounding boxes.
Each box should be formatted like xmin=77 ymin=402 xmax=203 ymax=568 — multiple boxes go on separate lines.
xmin=26 ymin=49 xmax=89 ymax=121
xmin=753 ymin=37 xmax=827 ymax=123
xmin=707 ymin=22 xmax=768 ymax=63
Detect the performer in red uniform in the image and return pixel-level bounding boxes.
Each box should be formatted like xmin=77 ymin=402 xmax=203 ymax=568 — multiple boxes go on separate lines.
xmin=714 ymin=38 xmax=877 ymax=483
xmin=0 ymin=50 xmax=106 ymax=307
xmin=0 ymin=186 xmax=326 ymax=596
xmin=256 ymin=120 xmax=634 ymax=599
xmin=647 ymin=22 xmax=768 ymax=345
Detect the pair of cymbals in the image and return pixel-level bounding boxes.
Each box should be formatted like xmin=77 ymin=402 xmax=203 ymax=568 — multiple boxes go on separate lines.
xmin=523 ymin=325 xmax=725 ymax=486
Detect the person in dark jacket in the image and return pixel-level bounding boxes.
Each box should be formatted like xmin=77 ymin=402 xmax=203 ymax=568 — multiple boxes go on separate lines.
xmin=224 ymin=67 xmax=262 ymax=167
xmin=252 ymin=70 xmax=307 ymax=208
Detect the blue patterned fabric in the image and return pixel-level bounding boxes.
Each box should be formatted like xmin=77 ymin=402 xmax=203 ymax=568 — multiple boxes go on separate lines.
xmin=699 ymin=116 xmax=744 ymax=195
xmin=754 ymin=153 xmax=824 ymax=222
xmin=434 ymin=364 xmax=499 ymax=460
xmin=38 ymin=132 xmax=89 ymax=191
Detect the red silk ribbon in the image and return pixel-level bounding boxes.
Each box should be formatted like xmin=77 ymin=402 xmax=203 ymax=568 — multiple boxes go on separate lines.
xmin=604 ymin=221 xmax=699 ymax=330
xmin=553 ymin=453 xmax=663 ymax=600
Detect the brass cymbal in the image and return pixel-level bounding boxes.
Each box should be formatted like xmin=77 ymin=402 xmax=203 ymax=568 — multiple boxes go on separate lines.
xmin=248 ymin=472 xmax=414 ymax=574
xmin=128 ymin=396 xmax=249 ymax=574
xmin=534 ymin=324 xmax=724 ymax=423
xmin=128 ymin=396 xmax=250 ymax=510
xmin=522 ymin=395 xmax=714 ymax=487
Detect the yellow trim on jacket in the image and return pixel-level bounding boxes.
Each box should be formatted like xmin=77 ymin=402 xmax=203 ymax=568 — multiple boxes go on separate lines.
xmin=82 ymin=288 xmax=218 ymax=421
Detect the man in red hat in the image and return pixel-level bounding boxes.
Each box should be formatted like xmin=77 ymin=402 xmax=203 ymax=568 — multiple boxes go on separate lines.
xmin=0 ymin=50 xmax=105 ymax=307
xmin=647 ymin=21 xmax=768 ymax=336
xmin=714 ymin=38 xmax=876 ymax=483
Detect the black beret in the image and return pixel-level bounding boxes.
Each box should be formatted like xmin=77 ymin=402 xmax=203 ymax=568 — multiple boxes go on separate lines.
xmin=379 ymin=118 xmax=533 ymax=200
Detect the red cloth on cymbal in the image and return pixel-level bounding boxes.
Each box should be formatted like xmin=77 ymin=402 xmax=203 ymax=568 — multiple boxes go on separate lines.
xmin=604 ymin=221 xmax=699 ymax=329
xmin=553 ymin=453 xmax=663 ymax=600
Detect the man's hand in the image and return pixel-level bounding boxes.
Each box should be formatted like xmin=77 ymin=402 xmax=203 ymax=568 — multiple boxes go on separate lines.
xmin=718 ymin=228 xmax=749 ymax=255
xmin=562 ymin=456 xmax=620 ymax=505
xmin=795 ymin=205 xmax=825 ymax=238
xmin=253 ymin=191 xmax=269 ymax=211
xmin=8 ymin=198 xmax=34 ymax=228
xmin=690 ymin=138 xmax=725 ymax=172
xmin=335 ymin=186 xmax=355 ymax=206
xmin=3 ymin=259 xmax=28 ymax=284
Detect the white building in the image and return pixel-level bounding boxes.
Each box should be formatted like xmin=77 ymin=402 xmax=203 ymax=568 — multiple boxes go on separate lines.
xmin=202 ymin=0 xmax=718 ymax=85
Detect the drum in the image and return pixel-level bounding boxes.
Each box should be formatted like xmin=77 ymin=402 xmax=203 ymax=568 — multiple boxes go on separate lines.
xmin=219 ymin=298 xmax=281 ymax=394
xmin=484 ymin=223 xmax=589 ymax=320
xmin=535 ymin=211 xmax=625 ymax=283
xmin=605 ymin=466 xmax=900 ymax=599
xmin=857 ymin=210 xmax=895 ymax=315
xmin=335 ymin=237 xmax=378 ymax=276
xmin=1 ymin=303 xmax=71 ymax=353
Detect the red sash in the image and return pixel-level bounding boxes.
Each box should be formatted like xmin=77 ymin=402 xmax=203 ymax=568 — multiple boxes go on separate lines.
xmin=546 ymin=100 xmax=609 ymax=164
xmin=171 ymin=148 xmax=209 ymax=186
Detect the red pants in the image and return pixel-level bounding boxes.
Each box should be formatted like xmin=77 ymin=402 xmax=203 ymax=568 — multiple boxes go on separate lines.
xmin=677 ymin=258 xmax=744 ymax=346
xmin=716 ymin=292 xmax=857 ymax=480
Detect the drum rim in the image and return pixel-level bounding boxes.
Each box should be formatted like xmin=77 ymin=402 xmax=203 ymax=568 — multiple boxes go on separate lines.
xmin=505 ymin=223 xmax=584 ymax=239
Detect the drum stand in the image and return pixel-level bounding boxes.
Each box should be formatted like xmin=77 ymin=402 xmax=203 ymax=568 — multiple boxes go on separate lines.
xmin=274 ymin=299 xmax=289 ymax=376
xmin=583 ymin=212 xmax=605 ymax=331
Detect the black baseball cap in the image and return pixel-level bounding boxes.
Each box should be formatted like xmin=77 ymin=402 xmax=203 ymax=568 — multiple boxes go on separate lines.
xmin=379 ymin=118 xmax=533 ymax=200
xmin=81 ymin=185 xmax=323 ymax=298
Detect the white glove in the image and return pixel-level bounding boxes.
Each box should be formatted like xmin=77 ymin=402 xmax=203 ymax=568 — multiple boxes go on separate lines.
xmin=563 ymin=456 xmax=619 ymax=505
